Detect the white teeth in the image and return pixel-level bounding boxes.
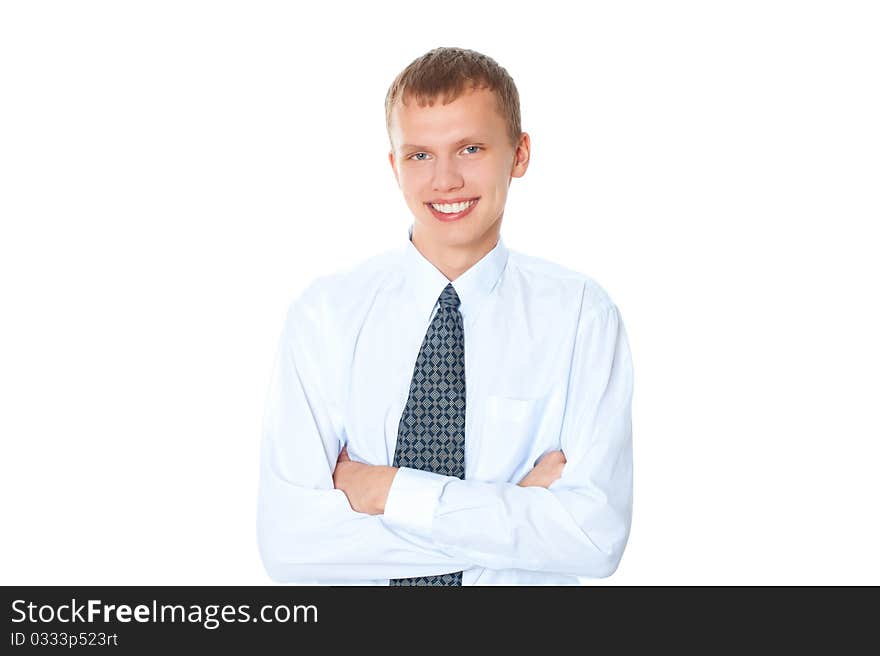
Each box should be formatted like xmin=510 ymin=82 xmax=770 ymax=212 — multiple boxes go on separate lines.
xmin=430 ymin=199 xmax=476 ymax=214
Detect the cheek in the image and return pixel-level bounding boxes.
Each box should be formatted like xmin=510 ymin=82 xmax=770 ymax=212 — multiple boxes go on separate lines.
xmin=398 ymin=169 xmax=429 ymax=197
xmin=469 ymin=161 xmax=507 ymax=191
xmin=478 ymin=174 xmax=507 ymax=202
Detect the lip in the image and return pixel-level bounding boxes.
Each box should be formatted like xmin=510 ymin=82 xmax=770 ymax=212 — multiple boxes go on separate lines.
xmin=426 ymin=196 xmax=479 ymax=204
xmin=425 ymin=197 xmax=480 ymax=223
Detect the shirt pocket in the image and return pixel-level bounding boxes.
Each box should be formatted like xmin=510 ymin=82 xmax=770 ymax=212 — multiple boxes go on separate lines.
xmin=474 ymin=394 xmax=555 ymax=483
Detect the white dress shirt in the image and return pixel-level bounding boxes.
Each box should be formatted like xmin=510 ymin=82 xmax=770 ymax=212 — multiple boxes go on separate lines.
xmin=257 ymin=225 xmax=634 ymax=585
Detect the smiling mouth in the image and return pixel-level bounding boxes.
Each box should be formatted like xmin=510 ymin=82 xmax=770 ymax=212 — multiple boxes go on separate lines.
xmin=425 ymin=197 xmax=479 ymax=222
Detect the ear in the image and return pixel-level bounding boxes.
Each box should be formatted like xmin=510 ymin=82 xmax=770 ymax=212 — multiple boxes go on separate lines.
xmin=388 ymin=150 xmax=400 ymax=187
xmin=510 ymin=132 xmax=531 ymax=179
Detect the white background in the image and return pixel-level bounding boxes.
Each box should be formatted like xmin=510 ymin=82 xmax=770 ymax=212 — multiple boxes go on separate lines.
xmin=1 ymin=1 xmax=878 ymax=585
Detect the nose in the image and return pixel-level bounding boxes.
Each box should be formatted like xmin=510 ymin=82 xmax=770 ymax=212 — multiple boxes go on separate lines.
xmin=432 ymin=156 xmax=464 ymax=193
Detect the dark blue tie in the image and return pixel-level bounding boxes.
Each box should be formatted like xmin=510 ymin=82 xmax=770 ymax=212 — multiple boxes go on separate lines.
xmin=389 ymin=283 xmax=466 ymax=586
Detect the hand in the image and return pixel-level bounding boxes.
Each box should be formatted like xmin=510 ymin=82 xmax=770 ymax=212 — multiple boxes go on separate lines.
xmin=518 ymin=450 xmax=567 ymax=488
xmin=332 ymin=446 xmax=398 ymax=515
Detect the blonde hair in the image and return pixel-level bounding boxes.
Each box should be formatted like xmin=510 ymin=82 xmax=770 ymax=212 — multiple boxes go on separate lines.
xmin=385 ymin=47 xmax=522 ymax=150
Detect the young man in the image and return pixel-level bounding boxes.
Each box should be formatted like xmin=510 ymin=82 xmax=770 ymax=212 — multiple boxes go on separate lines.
xmin=257 ymin=47 xmax=634 ymax=585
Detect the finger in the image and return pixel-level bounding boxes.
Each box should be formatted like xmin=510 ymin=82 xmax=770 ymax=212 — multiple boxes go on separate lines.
xmin=539 ymin=450 xmax=564 ymax=465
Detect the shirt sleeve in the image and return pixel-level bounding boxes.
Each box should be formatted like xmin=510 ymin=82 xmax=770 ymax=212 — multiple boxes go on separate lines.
xmin=381 ymin=301 xmax=634 ymax=579
xmin=257 ymin=294 xmax=473 ymax=583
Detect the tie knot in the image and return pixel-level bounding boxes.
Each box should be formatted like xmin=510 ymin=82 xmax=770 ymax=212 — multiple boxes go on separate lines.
xmin=437 ymin=283 xmax=461 ymax=310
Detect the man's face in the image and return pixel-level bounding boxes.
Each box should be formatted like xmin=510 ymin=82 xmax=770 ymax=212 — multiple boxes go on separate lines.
xmin=388 ymin=86 xmax=530 ymax=256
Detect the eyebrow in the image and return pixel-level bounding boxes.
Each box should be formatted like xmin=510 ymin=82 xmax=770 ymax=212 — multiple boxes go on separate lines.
xmin=400 ymin=137 xmax=488 ymax=151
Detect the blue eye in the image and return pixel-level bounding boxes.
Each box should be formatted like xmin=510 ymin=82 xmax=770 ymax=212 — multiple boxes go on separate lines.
xmin=408 ymin=146 xmax=480 ymax=160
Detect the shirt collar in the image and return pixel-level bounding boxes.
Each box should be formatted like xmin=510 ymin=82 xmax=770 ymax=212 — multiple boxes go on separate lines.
xmin=403 ymin=223 xmax=509 ymax=325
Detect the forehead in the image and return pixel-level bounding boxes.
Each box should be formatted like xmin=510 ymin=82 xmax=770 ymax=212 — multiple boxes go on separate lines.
xmin=390 ymin=87 xmax=505 ymax=143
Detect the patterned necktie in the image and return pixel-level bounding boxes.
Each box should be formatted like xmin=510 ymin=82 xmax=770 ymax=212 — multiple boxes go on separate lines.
xmin=389 ymin=283 xmax=466 ymax=586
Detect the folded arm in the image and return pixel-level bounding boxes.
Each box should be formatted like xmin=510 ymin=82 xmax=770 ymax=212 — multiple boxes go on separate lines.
xmin=257 ymin=299 xmax=472 ymax=583
xmin=380 ymin=302 xmax=634 ymax=578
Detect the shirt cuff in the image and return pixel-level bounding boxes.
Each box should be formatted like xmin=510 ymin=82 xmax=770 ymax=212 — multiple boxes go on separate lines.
xmin=382 ymin=467 xmax=453 ymax=539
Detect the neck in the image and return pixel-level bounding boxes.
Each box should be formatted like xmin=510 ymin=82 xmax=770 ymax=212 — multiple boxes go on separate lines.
xmin=411 ymin=225 xmax=500 ymax=281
